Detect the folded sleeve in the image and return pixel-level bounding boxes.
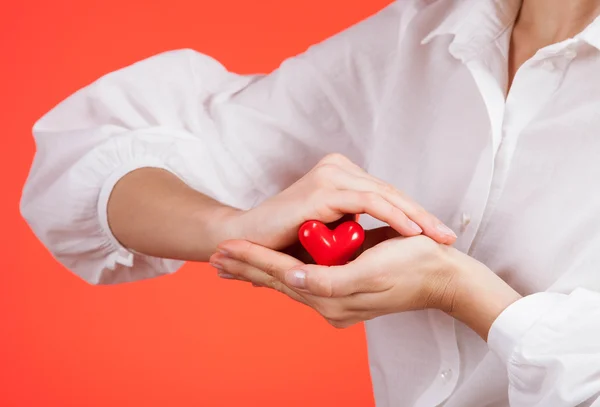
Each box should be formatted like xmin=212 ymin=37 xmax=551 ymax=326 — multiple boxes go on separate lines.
xmin=488 ymin=288 xmax=600 ymax=407
xmin=20 ymin=1 xmax=417 ymax=285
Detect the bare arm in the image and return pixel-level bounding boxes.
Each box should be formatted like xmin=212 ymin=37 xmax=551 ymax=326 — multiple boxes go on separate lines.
xmin=107 ymin=168 xmax=239 ymax=262
xmin=108 ymin=156 xmax=455 ymax=264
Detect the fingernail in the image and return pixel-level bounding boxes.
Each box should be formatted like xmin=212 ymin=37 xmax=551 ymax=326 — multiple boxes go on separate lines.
xmin=210 ymin=262 xmax=224 ymax=270
xmin=217 ymin=248 xmax=230 ymax=256
xmin=285 ymin=269 xmax=307 ymax=289
xmin=218 ymin=272 xmax=236 ymax=279
xmin=437 ymin=223 xmax=457 ymax=238
xmin=408 ymin=220 xmax=423 ymax=233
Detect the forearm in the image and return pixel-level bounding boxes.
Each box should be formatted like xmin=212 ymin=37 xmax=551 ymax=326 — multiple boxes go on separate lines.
xmin=446 ymin=250 xmax=522 ymax=341
xmin=107 ymin=167 xmax=241 ymax=262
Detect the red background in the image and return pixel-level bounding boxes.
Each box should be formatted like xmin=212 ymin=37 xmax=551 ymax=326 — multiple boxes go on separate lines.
xmin=2 ymin=0 xmax=393 ymax=405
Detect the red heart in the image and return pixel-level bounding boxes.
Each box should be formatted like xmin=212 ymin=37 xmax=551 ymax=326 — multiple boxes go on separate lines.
xmin=298 ymin=220 xmax=365 ymax=266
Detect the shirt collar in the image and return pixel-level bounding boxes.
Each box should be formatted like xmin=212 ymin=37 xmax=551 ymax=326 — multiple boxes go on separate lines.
xmin=421 ymin=0 xmax=600 ymax=57
xmin=577 ymin=14 xmax=600 ymax=51
xmin=421 ymin=0 xmax=520 ymax=49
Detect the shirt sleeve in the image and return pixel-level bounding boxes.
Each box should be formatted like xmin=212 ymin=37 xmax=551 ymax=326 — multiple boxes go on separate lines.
xmin=20 ymin=1 xmax=418 ymax=285
xmin=487 ymin=288 xmax=600 ymax=407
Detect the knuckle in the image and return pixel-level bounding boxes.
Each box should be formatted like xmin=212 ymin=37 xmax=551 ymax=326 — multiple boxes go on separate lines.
xmin=309 ymin=190 xmax=336 ymax=220
xmin=361 ymin=191 xmax=381 ymax=207
xmin=225 ymin=261 xmax=247 ymax=279
xmin=388 ymin=204 xmax=405 ymax=220
xmin=411 ymin=204 xmax=428 ymax=217
xmin=378 ymin=182 xmax=397 ymax=196
xmin=268 ymin=280 xmax=286 ymax=293
xmin=308 ymin=187 xmax=327 ymax=203
xmin=262 ymin=261 xmax=278 ymax=276
xmin=412 ymin=208 xmax=432 ymax=224
xmin=313 ymin=274 xmax=334 ymax=297
xmin=313 ymin=163 xmax=339 ymax=181
xmin=319 ymin=153 xmax=349 ymax=166
xmin=236 ymin=240 xmax=255 ymax=263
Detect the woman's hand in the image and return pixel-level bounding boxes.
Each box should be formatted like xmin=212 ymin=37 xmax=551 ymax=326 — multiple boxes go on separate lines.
xmin=218 ymin=154 xmax=456 ymax=252
xmin=210 ymin=232 xmax=522 ymax=339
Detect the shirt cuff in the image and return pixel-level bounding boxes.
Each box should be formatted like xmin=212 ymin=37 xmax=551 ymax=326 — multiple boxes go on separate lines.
xmin=97 ymin=158 xmax=176 ymax=270
xmin=487 ymin=292 xmax=567 ymax=365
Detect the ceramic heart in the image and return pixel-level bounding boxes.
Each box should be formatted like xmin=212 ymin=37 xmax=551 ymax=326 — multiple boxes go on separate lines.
xmin=298 ymin=220 xmax=365 ymax=266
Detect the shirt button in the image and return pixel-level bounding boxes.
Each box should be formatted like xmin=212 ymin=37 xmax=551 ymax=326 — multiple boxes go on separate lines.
xmin=440 ymin=369 xmax=453 ymax=382
xmin=116 ymin=248 xmax=134 ymax=267
xmin=541 ymin=60 xmax=556 ymax=71
xmin=460 ymin=213 xmax=471 ymax=233
xmin=564 ymin=49 xmax=577 ymax=59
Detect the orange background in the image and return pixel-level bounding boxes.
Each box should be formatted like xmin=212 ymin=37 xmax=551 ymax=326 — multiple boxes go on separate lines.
xmin=2 ymin=0 xmax=393 ymax=406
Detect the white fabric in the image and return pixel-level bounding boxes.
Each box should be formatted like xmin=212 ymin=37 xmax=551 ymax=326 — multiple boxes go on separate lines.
xmin=20 ymin=0 xmax=600 ymax=405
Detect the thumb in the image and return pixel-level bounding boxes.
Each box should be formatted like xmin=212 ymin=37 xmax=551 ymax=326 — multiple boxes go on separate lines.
xmin=284 ymin=261 xmax=370 ymax=298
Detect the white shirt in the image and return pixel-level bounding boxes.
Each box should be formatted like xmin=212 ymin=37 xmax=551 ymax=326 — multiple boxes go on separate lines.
xmin=20 ymin=0 xmax=600 ymax=405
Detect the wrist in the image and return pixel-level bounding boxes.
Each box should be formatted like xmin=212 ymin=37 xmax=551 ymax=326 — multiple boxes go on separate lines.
xmin=194 ymin=204 xmax=247 ymax=259
xmin=445 ymin=249 xmax=522 ymax=340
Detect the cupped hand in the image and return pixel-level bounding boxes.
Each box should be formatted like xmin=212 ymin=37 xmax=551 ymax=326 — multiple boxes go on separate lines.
xmin=210 ymin=231 xmax=462 ymax=328
xmin=218 ymin=153 xmax=456 ymax=252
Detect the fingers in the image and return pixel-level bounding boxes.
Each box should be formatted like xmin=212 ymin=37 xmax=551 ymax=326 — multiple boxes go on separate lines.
xmin=365 ymin=186 xmax=457 ymax=245
xmin=216 ymin=239 xmax=378 ymax=298
xmin=332 ymin=170 xmax=456 ymax=243
xmin=216 ymin=240 xmax=304 ymax=280
xmin=285 ymin=261 xmax=389 ymax=298
xmin=213 ymin=248 xmax=377 ymax=328
xmin=324 ymin=190 xmax=423 ymax=238
xmin=209 ymin=251 xmax=308 ymax=305
xmin=215 ymin=238 xmax=390 ymax=327
xmin=312 ymin=154 xmax=457 ymax=244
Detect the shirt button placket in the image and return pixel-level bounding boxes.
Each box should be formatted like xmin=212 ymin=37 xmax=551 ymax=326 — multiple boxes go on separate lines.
xmin=412 ymin=312 xmax=461 ymax=407
xmin=460 ymin=213 xmax=471 ymax=233
xmin=564 ymin=49 xmax=577 ymax=60
xmin=440 ymin=368 xmax=453 ymax=382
